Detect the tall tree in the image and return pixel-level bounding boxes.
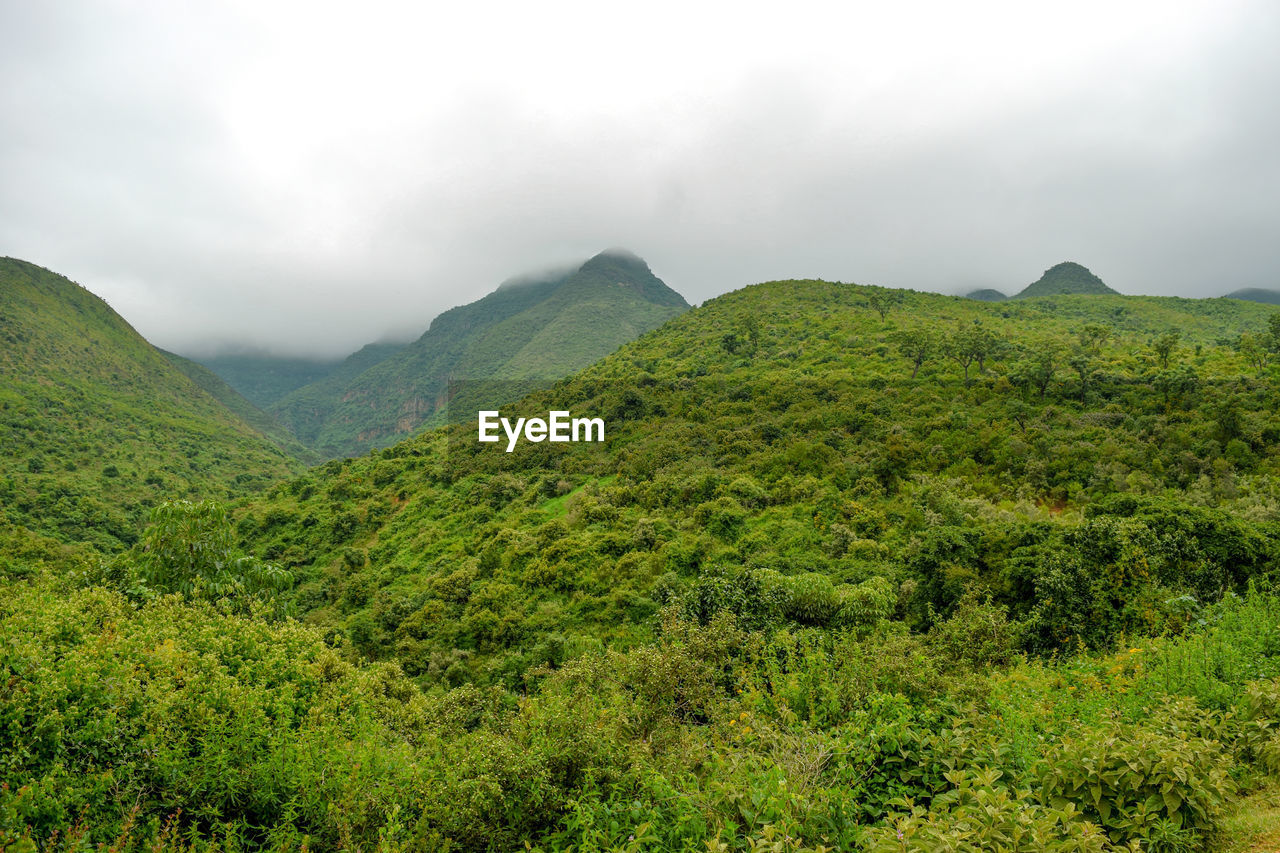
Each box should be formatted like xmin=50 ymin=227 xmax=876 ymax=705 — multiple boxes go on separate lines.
xmin=890 ymin=327 xmax=938 ymax=379
xmin=945 ymin=323 xmax=1002 ymax=386
xmin=1152 ymin=331 xmax=1181 ymax=369
xmin=1237 ymin=332 xmax=1267 ymax=370
xmin=865 ymin=288 xmax=903 ymax=321
xmin=1010 ymin=341 xmax=1062 ymax=398
xmin=1070 ymin=324 xmax=1110 ymax=401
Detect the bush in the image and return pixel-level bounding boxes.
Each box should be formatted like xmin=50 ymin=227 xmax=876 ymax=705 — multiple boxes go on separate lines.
xmin=113 ymin=500 xmax=291 ymax=613
xmin=1038 ymin=713 xmax=1233 ymax=851
xmin=784 ymin=572 xmax=840 ymax=624
xmin=865 ymin=768 xmax=1110 ymax=852
xmin=930 ymin=594 xmax=1019 ymax=668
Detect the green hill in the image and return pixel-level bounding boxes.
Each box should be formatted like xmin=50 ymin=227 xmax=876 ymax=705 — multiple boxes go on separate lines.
xmin=1012 ymin=261 xmax=1118 ymax=298
xmin=267 ymin=249 xmax=689 ymax=458
xmin=6 ymin=265 xmax=1280 ymax=851
xmin=1226 ymin=287 xmax=1280 ymax=305
xmin=0 ymin=257 xmax=305 ymax=549
xmin=964 ymin=288 xmax=1008 ymax=302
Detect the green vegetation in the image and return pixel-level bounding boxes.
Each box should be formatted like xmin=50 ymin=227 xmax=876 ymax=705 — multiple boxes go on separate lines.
xmin=1226 ymin=288 xmax=1280 ymax=306
xmin=265 ymin=249 xmax=689 ymax=459
xmin=5 ymin=265 xmax=1280 ymax=850
xmin=236 ymin=341 xmax=409 ymax=448
xmin=0 ymin=258 xmax=305 ymax=550
xmin=239 ymin=282 xmax=1280 ymax=681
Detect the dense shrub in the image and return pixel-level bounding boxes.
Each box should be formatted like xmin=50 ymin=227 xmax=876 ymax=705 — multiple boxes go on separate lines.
xmin=1038 ymin=715 xmax=1233 ymax=851
xmin=865 ymin=768 xmax=1110 ymax=853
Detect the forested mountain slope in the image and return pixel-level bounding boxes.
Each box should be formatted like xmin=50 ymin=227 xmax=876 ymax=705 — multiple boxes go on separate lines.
xmin=0 ymin=257 xmax=305 ymax=549
xmin=1227 ymin=287 xmax=1280 ymax=305
xmin=158 ymin=349 xmax=319 ymax=463
xmin=267 ymin=249 xmax=688 ymax=458
xmin=247 ymin=341 xmax=408 ymax=446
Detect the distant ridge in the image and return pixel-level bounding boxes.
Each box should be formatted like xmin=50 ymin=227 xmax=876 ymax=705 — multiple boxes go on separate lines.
xmin=1013 ymin=262 xmax=1117 ymax=299
xmin=965 ymin=288 xmax=1008 ymax=302
xmin=1225 ymin=288 xmax=1280 ymax=305
xmin=197 ymin=352 xmax=346 ymax=409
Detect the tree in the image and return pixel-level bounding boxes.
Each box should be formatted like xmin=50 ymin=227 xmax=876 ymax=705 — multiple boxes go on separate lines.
xmin=1009 ymin=341 xmax=1062 ymax=398
xmin=971 ymin=326 xmax=1005 ymax=375
xmin=1238 ymin=333 xmax=1267 ymax=370
xmin=127 ymin=500 xmax=291 ymax=609
xmin=945 ymin=329 xmax=979 ymax=386
xmin=1153 ymin=364 xmax=1199 ymax=410
xmin=742 ymin=314 xmax=761 ymax=351
xmin=866 ymin=288 xmax=903 ymax=321
xmin=1152 ymin=331 xmax=1180 ymax=369
xmin=1078 ymin=324 xmax=1110 ymax=351
xmin=889 ymin=327 xmax=938 ymax=379
xmin=1069 ymin=324 xmax=1110 ymax=402
xmin=944 ymin=323 xmax=1002 ymax=386
xmin=723 ymin=318 xmax=760 ymax=356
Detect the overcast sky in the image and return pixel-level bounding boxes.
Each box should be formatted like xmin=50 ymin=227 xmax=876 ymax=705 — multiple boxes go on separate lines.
xmin=3 ymin=1 xmax=1278 ymax=358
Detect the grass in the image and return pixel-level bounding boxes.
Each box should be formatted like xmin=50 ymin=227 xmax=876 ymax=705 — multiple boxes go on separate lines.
xmin=1216 ymin=781 xmax=1280 ymax=852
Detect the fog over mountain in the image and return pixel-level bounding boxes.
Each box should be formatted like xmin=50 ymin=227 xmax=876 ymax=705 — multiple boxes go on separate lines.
xmin=2 ymin=0 xmax=1278 ymax=357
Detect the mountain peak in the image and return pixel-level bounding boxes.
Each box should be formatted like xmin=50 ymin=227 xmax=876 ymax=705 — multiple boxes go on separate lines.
xmin=578 ymin=247 xmax=652 ymax=277
xmin=265 ymin=250 xmax=689 ymax=457
xmin=589 ymin=247 xmax=645 ymax=264
xmin=570 ymin=249 xmax=688 ymax=309
xmin=1013 ymin=262 xmax=1117 ymax=299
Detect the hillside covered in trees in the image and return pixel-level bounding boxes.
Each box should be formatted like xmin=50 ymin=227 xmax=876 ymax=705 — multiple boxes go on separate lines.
xmin=0 ymin=258 xmax=305 ymax=549
xmin=5 ymin=272 xmax=1280 ymax=851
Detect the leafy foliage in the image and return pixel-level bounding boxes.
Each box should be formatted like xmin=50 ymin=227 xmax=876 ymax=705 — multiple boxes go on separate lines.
xmin=120 ymin=500 xmax=291 ymax=608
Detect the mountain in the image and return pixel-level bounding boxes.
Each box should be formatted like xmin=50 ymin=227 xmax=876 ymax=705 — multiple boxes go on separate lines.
xmin=1226 ymin=287 xmax=1280 ymax=305
xmin=0 ymin=257 xmax=305 ymax=549
xmin=256 ymin=341 xmax=410 ymax=447
xmin=267 ymin=249 xmax=689 ymax=459
xmin=1012 ymin=261 xmax=1118 ymax=298
xmin=964 ymin=288 xmax=1007 ymax=302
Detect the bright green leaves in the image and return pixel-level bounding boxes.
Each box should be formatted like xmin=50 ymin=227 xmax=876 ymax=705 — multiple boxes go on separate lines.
xmin=1038 ymin=712 xmax=1232 ymax=850
xmin=122 ymin=500 xmax=291 ymax=612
